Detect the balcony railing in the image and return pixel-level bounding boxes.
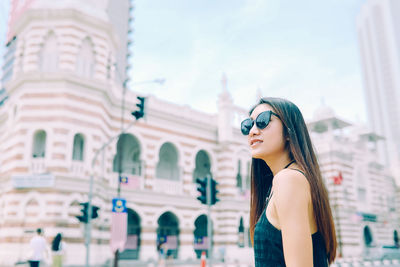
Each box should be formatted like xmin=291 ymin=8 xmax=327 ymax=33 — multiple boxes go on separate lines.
xmin=31 ymin=158 xmax=46 ymax=174
xmin=70 ymin=160 xmax=85 ymax=176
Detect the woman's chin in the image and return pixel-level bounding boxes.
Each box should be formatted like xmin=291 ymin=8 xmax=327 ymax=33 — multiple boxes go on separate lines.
xmin=251 ymin=151 xmax=264 ymax=159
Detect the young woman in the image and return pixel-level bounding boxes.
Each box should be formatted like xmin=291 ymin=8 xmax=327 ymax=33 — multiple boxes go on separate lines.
xmin=241 ymin=97 xmax=337 ymax=266
xmin=51 ymin=233 xmax=66 ymax=267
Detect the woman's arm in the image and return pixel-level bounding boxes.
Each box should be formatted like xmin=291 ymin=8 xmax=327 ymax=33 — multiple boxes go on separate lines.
xmin=273 ymin=169 xmax=313 ymax=267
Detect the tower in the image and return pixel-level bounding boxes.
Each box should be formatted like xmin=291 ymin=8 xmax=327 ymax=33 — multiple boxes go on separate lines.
xmin=357 ymin=0 xmax=400 ymax=184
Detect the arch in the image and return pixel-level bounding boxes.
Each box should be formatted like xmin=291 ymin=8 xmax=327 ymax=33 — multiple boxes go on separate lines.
xmin=193 ymin=214 xmax=214 ymax=258
xmin=238 ymin=217 xmax=245 ymax=247
xmin=156 ymin=142 xmax=180 ymax=180
xmin=157 ymin=211 xmax=180 ymax=259
xmin=363 ymin=225 xmax=373 ymax=247
xmin=76 ymin=37 xmax=95 ymax=78
xmin=120 ymin=208 xmax=141 ymax=260
xmin=236 ymin=159 xmax=243 ymax=189
xmin=193 ymin=150 xmax=212 ymax=181
xmin=72 ymin=133 xmax=85 ymax=161
xmin=32 ymin=130 xmax=46 ymax=158
xmin=113 ymin=134 xmax=142 ymax=175
xmin=39 ymin=31 xmax=58 ymax=72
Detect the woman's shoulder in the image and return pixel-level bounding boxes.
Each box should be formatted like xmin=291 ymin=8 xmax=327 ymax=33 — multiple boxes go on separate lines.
xmin=273 ymin=168 xmax=309 ymax=188
xmin=272 ymin=168 xmax=311 ymax=200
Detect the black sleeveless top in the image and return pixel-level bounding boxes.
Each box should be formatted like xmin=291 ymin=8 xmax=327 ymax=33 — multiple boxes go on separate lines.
xmin=253 ymin=168 xmax=329 ymax=267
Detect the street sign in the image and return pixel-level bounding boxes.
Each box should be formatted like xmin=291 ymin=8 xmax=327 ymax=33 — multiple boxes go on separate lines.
xmin=12 ymin=174 xmax=54 ymax=188
xmin=111 ymin=197 xmax=127 ymax=253
xmin=112 ymin=198 xmax=127 ymax=213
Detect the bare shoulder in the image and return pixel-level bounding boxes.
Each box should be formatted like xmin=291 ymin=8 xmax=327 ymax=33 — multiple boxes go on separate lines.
xmin=272 ymin=169 xmax=311 ymax=204
xmin=273 ymin=168 xmax=310 ymax=191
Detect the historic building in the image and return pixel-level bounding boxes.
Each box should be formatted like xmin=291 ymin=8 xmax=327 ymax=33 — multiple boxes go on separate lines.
xmin=0 ymin=0 xmax=399 ymax=266
xmin=308 ymin=106 xmax=400 ymax=258
xmin=0 ymin=1 xmax=253 ymax=265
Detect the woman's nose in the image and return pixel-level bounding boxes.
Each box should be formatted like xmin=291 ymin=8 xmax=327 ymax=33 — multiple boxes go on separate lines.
xmin=249 ymin=123 xmax=260 ymax=137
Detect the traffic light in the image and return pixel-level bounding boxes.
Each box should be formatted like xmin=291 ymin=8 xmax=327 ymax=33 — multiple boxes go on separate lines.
xmin=76 ymin=203 xmax=100 ymax=223
xmin=210 ymin=178 xmax=219 ymax=205
xmin=132 ymin=96 xmax=145 ymax=120
xmin=91 ymin=205 xmax=100 ymax=220
xmin=76 ymin=202 xmax=89 ymax=223
xmin=196 ymin=177 xmax=207 ymax=205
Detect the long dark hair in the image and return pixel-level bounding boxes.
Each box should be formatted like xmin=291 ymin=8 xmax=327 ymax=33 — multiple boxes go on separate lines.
xmin=51 ymin=233 xmax=62 ymax=251
xmin=249 ymin=97 xmax=337 ymax=264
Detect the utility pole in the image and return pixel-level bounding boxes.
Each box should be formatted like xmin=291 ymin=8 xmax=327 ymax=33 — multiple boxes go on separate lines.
xmin=206 ymin=174 xmax=213 ymax=267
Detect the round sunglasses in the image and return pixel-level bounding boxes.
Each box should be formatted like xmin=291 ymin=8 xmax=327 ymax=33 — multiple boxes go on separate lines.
xmin=240 ymin=110 xmax=280 ymax=135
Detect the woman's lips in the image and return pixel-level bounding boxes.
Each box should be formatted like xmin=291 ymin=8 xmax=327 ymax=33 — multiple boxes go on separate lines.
xmin=250 ymin=139 xmax=263 ymax=147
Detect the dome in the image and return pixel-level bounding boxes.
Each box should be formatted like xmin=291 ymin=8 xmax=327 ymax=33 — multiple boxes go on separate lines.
xmin=313 ymin=104 xmax=335 ymax=121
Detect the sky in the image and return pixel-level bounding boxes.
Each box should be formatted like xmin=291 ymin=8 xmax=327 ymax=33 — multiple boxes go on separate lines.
xmin=129 ymin=0 xmax=367 ymax=122
xmin=1 ymin=0 xmax=367 ymax=122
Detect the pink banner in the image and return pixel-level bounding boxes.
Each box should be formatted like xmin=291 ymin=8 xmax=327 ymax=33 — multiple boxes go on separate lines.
xmin=166 ymin=235 xmax=178 ymax=249
xmin=125 ymin=235 xmax=138 ymax=250
xmin=110 ymin=212 xmax=127 ymax=253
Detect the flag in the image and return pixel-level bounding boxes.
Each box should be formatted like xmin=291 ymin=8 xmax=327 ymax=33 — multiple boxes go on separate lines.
xmin=194 ymin=236 xmax=208 ymax=250
xmin=166 ymin=235 xmax=178 ymax=249
xmin=119 ymin=175 xmax=140 ymax=190
xmin=332 ymin=171 xmax=343 ymax=185
xmin=351 ymin=212 xmax=363 ymax=223
xmin=110 ymin=198 xmax=127 ymax=253
xmin=125 ymin=235 xmax=138 ymax=250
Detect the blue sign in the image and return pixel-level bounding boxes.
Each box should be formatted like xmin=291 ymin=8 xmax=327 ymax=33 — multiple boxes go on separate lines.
xmin=119 ymin=176 xmax=128 ymax=184
xmin=112 ymin=198 xmax=127 ymax=213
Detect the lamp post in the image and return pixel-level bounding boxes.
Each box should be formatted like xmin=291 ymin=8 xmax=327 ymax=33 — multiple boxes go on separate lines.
xmin=114 ymin=77 xmax=164 ymax=267
xmin=85 ymin=77 xmax=164 ymax=267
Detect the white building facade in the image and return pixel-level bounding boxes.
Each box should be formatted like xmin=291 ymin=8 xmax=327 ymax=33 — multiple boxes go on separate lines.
xmin=0 ymin=1 xmax=253 ymax=265
xmin=357 ymin=0 xmax=400 ymax=183
xmin=309 ymin=106 xmax=400 ymax=259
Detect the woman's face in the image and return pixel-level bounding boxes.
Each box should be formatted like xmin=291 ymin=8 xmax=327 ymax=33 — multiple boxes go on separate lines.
xmin=248 ymin=104 xmax=286 ymax=160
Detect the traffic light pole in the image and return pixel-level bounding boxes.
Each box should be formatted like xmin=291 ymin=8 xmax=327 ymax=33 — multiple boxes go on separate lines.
xmin=206 ymin=174 xmax=213 ymax=267
xmin=85 ymin=119 xmax=139 ymax=267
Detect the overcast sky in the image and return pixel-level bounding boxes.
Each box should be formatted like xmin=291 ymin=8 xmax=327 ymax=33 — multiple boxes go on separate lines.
xmin=1 ymin=0 xmax=368 ymax=122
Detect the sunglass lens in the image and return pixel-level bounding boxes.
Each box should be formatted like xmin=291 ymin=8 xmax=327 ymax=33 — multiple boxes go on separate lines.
xmin=241 ymin=119 xmax=253 ymax=135
xmin=255 ymin=111 xmax=271 ymax=129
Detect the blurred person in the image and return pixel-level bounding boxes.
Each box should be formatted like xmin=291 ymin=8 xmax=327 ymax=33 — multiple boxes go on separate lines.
xmin=241 ymin=97 xmax=337 ymax=266
xmin=51 ymin=233 xmax=66 ymax=267
xmin=157 ymin=241 xmax=167 ymax=267
xmin=28 ymin=228 xmax=50 ymax=267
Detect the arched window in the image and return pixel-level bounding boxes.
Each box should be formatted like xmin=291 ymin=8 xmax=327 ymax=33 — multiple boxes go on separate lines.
xmin=236 ymin=160 xmax=242 ymax=189
xmin=156 ymin=142 xmax=179 ymax=180
xmin=113 ymin=134 xmax=141 ymax=175
xmin=246 ymin=161 xmax=251 ymax=189
xmin=76 ymin=38 xmax=95 ymax=78
xmin=363 ymin=225 xmax=373 ymax=247
xmin=238 ymin=217 xmax=244 ymax=247
xmin=39 ymin=32 xmax=58 ymax=72
xmin=157 ymin=212 xmax=180 ymax=259
xmin=32 ymin=130 xmax=46 ymax=158
xmin=193 ymin=150 xmax=211 ymax=181
xmin=72 ymin=134 xmax=85 ymax=161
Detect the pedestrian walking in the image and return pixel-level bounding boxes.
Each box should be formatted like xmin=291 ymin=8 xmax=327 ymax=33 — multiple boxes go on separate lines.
xmin=157 ymin=241 xmax=167 ymax=267
xmin=28 ymin=228 xmax=50 ymax=267
xmin=242 ymin=97 xmax=337 ymax=266
xmin=51 ymin=233 xmax=66 ymax=267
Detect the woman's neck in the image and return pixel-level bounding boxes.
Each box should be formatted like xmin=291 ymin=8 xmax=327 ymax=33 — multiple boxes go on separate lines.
xmin=263 ymin=154 xmax=293 ymax=176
